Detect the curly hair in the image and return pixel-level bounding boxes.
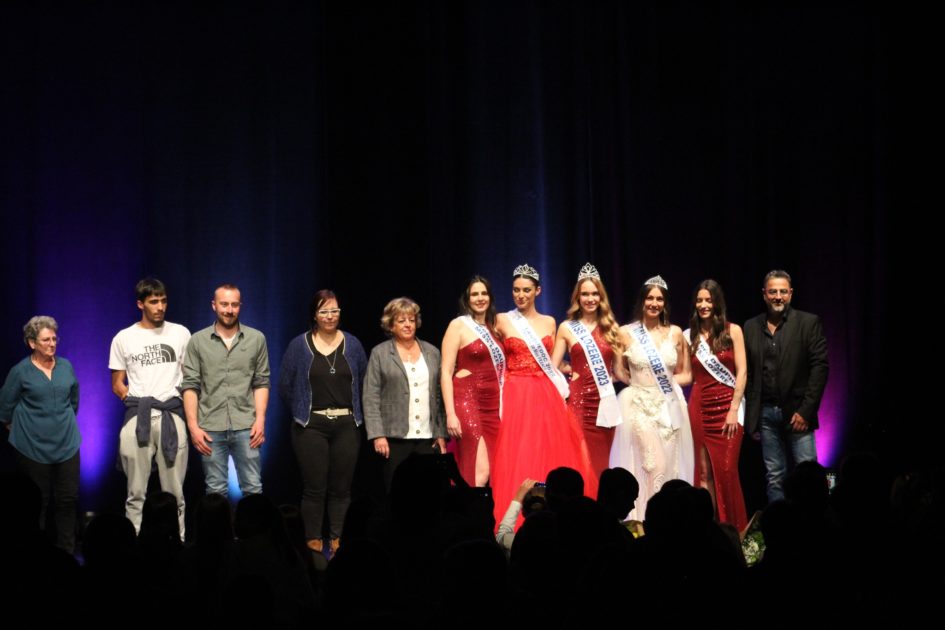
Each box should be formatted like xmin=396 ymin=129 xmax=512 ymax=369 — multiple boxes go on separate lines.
xmin=23 ymin=315 xmax=58 ymax=348
xmin=380 ymin=297 xmax=421 ymax=335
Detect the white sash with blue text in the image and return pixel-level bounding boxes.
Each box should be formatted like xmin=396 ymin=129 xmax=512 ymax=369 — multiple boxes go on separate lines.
xmin=460 ymin=316 xmax=506 ymax=416
xmin=684 ymin=328 xmax=744 ymax=426
xmin=629 ymin=322 xmax=686 ymax=430
xmin=508 ymin=310 xmax=570 ymax=399
xmin=566 ymin=320 xmax=622 ymax=427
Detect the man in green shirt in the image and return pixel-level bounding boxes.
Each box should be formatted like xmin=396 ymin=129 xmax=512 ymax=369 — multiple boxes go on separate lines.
xmin=182 ymin=284 xmax=270 ymax=496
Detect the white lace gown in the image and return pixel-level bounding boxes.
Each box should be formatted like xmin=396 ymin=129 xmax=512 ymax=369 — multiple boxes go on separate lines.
xmin=609 ymin=327 xmax=694 ymax=520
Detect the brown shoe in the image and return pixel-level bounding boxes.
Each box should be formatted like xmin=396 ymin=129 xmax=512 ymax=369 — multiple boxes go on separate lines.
xmin=306 ymin=539 xmax=324 ymax=553
xmin=329 ymin=538 xmax=340 ymax=554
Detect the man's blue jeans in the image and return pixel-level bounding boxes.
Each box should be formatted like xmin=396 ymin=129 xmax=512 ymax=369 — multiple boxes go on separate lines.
xmin=760 ymin=405 xmax=817 ymax=503
xmin=202 ymin=428 xmax=262 ymax=496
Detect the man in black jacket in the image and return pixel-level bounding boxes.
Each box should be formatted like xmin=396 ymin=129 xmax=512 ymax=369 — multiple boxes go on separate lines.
xmin=744 ymin=270 xmax=828 ymax=503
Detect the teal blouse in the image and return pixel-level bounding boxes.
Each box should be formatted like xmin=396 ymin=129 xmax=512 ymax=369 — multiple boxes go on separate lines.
xmin=0 ymin=356 xmax=81 ymax=464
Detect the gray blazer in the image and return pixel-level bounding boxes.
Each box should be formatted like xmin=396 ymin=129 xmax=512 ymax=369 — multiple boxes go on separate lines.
xmin=362 ymin=338 xmax=446 ymax=441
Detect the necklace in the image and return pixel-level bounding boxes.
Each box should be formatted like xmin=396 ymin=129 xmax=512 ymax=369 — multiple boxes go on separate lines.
xmin=324 ymin=346 xmax=339 ymax=374
xmin=314 ymin=333 xmax=343 ymax=375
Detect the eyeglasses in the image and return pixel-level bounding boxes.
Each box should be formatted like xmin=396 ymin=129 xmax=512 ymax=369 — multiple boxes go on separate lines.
xmin=36 ymin=336 xmax=59 ymax=345
xmin=766 ymin=289 xmax=791 ymax=296
xmin=317 ymin=309 xmax=341 ymax=317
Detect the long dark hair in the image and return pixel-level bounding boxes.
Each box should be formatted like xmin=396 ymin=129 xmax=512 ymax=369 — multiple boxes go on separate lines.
xmin=688 ymin=279 xmax=732 ymax=354
xmin=632 ymin=282 xmax=670 ymax=327
xmin=458 ymin=275 xmax=497 ymax=332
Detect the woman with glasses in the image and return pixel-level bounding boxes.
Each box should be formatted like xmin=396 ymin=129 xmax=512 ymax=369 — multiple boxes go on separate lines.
xmin=0 ymin=315 xmax=82 ymax=554
xmin=279 ymin=291 xmax=367 ymax=556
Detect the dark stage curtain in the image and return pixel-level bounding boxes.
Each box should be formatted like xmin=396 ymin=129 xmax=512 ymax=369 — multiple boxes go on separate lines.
xmin=1 ymin=1 xmax=896 ymax=514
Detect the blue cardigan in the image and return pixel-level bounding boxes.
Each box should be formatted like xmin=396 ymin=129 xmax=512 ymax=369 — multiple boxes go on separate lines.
xmin=278 ymin=330 xmax=367 ymax=426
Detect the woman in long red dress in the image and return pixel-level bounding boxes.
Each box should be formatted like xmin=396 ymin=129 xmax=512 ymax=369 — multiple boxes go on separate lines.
xmin=552 ymin=263 xmax=624 ymax=486
xmin=491 ymin=264 xmax=593 ymax=527
xmin=440 ymin=276 xmax=504 ymax=487
xmin=687 ymin=279 xmax=748 ymax=530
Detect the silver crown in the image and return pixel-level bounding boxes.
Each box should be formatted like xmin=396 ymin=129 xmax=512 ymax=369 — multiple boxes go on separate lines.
xmin=644 ymin=275 xmax=668 ymax=290
xmin=577 ymin=262 xmax=600 ymax=282
xmin=513 ymin=263 xmax=540 ymax=282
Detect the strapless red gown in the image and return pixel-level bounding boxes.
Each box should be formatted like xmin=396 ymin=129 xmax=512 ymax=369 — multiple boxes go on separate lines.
xmin=452 ymin=337 xmax=502 ymax=486
xmin=567 ymin=326 xmax=616 ymax=487
xmin=689 ymin=345 xmax=748 ymax=530
xmin=491 ymin=336 xmax=594 ymax=528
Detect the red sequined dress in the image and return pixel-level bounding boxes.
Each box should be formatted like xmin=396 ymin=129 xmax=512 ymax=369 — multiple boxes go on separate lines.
xmin=567 ymin=326 xmax=616 ymax=485
xmin=689 ymin=338 xmax=748 ymax=530
xmin=452 ymin=337 xmax=502 ymax=486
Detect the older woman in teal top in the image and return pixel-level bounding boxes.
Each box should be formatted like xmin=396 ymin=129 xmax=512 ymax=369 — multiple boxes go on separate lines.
xmin=0 ymin=316 xmax=81 ymax=554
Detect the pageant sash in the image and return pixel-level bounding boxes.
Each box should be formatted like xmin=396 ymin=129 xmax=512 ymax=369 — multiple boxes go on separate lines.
xmin=460 ymin=316 xmax=506 ymax=416
xmin=629 ymin=322 xmax=686 ymax=430
xmin=566 ymin=320 xmax=622 ymax=427
xmin=508 ymin=310 xmax=570 ymax=398
xmin=684 ymin=328 xmax=744 ymax=426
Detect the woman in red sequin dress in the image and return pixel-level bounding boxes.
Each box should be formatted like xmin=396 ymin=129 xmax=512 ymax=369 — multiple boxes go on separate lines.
xmin=440 ymin=276 xmax=503 ymax=487
xmin=552 ymin=264 xmax=624 ymax=486
xmin=687 ymin=279 xmax=748 ymax=530
xmin=491 ymin=264 xmax=594 ymax=527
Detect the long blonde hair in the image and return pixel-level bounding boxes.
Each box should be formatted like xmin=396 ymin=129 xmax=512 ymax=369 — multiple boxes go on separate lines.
xmin=566 ymin=277 xmax=623 ymax=354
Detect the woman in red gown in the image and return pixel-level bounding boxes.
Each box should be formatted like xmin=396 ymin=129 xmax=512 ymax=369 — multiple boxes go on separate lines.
xmin=552 ymin=263 xmax=624 ymax=487
xmin=491 ymin=264 xmax=593 ymax=528
xmin=440 ymin=276 xmax=503 ymax=487
xmin=687 ymin=279 xmax=748 ymax=530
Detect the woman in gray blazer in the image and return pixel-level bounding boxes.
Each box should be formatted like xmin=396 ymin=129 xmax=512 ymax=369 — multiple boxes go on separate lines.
xmin=362 ymin=297 xmax=447 ymax=490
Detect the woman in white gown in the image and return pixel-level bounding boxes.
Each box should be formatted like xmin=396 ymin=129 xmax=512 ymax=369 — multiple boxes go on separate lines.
xmin=610 ymin=275 xmax=693 ymax=519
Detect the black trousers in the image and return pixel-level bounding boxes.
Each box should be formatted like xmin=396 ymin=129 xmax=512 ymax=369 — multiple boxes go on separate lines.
xmin=291 ymin=414 xmax=360 ymax=540
xmin=383 ymin=437 xmax=439 ymax=492
xmin=16 ymin=449 xmax=80 ymax=554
